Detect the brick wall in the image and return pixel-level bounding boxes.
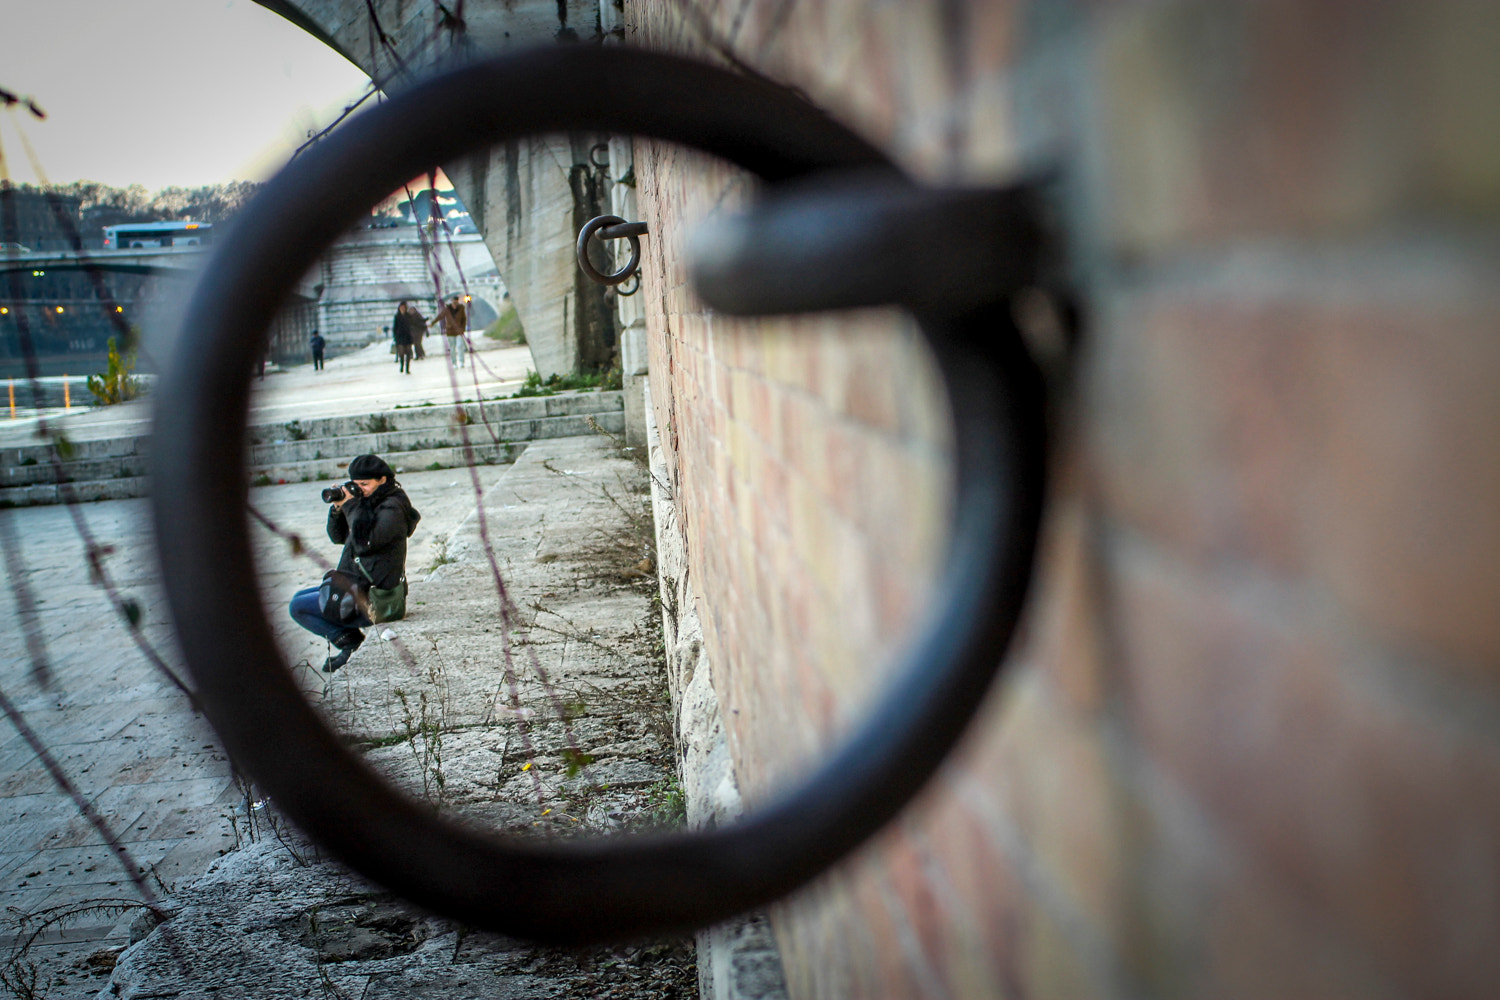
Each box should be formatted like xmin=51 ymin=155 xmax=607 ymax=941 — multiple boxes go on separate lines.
xmin=627 ymin=1 xmax=1500 ymax=997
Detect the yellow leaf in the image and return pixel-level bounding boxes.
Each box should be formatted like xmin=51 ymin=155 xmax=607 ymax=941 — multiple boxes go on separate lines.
xmin=521 ymin=762 xmax=532 ymax=771
xmin=541 ymin=808 xmax=552 ymax=816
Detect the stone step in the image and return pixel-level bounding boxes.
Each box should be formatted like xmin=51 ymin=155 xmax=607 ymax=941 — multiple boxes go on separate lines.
xmin=249 ymin=390 xmax=621 ymax=447
xmin=0 ymin=408 xmax=622 ymax=489
xmin=2 ymin=390 xmax=621 ymax=465
xmin=0 ymin=441 xmax=525 ymax=506
xmin=0 ymin=452 xmax=148 ymax=489
xmin=0 ymin=391 xmax=624 ymax=507
xmin=244 ymin=409 xmax=620 ymax=469
xmin=253 ymin=440 xmax=529 ymax=489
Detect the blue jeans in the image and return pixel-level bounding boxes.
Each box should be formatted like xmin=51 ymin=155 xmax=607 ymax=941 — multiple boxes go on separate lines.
xmin=289 ymin=586 xmax=369 ymax=642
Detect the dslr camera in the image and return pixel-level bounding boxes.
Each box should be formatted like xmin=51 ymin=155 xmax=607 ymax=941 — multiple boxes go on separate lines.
xmin=321 ymin=481 xmax=362 ymax=504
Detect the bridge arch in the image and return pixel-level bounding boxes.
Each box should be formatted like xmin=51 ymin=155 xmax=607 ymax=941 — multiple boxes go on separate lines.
xmin=254 ymin=0 xmax=618 ymax=377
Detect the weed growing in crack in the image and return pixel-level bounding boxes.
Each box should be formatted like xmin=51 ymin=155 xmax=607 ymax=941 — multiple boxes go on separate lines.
xmin=359 ymin=414 xmax=397 ymax=435
xmin=423 ymin=537 xmax=455 ymax=574
xmin=393 ymin=687 xmax=449 ymax=809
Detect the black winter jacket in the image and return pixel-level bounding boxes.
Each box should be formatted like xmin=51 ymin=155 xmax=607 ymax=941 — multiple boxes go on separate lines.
xmin=392 ymin=309 xmax=420 ymax=347
xmin=328 ymin=483 xmax=421 ymax=588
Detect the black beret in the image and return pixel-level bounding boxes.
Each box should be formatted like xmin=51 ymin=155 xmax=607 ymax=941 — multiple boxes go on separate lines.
xmin=348 ymin=454 xmax=394 ymax=480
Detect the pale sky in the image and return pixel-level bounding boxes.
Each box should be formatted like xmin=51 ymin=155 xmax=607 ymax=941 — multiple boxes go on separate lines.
xmin=0 ymin=0 xmax=374 ymax=189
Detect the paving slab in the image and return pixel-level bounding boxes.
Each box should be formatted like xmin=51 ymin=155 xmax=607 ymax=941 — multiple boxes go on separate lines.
xmin=0 ymin=379 xmax=688 ymax=996
xmin=0 ymin=337 xmax=535 ymax=450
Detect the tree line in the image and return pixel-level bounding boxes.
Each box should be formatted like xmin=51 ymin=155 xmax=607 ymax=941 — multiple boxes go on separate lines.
xmin=7 ymin=179 xmax=264 ymax=231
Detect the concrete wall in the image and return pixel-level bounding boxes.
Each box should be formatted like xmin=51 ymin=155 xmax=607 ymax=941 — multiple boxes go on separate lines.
xmin=444 ymin=133 xmax=617 ymax=378
xmin=628 ymin=2 xmax=1500 ymax=999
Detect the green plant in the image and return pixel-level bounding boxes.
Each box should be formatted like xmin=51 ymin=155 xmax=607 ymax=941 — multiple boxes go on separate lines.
xmin=485 ymin=300 xmax=526 ymax=344
xmin=251 ymin=473 xmax=272 ymax=487
xmin=284 ymin=420 xmax=310 ymax=441
xmin=394 ymin=687 xmax=448 ymax=808
xmin=18 ymin=456 xmax=36 ymax=466
xmin=360 ymin=414 xmax=397 ymax=434
xmin=648 ymin=777 xmax=687 ymax=827
xmin=512 ymin=368 xmax=623 ymax=398
xmin=423 ymin=538 xmax=455 ymax=573
xmin=561 ymin=747 xmax=595 ymax=778
xmin=50 ymin=431 xmax=75 ymax=460
xmin=425 ymin=460 xmax=446 ymax=471
xmin=85 ymin=336 xmax=141 ymax=405
xmin=514 ymin=369 xmax=549 ymax=397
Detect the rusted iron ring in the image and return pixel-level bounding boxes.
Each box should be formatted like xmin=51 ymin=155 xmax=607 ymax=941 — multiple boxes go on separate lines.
xmin=576 ymin=214 xmax=642 ymax=285
xmin=150 ymin=45 xmax=1045 ymax=945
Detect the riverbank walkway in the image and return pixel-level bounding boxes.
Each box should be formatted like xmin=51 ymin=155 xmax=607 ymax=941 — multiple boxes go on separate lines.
xmin=0 ymin=339 xmax=690 ymax=997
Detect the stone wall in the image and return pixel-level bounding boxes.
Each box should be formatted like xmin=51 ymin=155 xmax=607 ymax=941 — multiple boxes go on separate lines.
xmin=627 ymin=1 xmax=1500 ymax=998
xmin=310 ymin=229 xmax=505 ymax=353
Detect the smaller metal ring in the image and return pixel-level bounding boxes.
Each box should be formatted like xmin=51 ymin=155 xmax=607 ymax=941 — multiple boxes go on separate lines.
xmin=589 ymin=142 xmax=610 ymax=169
xmin=576 ymin=214 xmax=641 ymax=285
xmin=617 ymin=271 xmax=641 ymax=296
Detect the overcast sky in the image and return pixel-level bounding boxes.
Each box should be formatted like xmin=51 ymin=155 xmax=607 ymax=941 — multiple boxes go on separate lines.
xmin=0 ymin=0 xmax=373 ymax=190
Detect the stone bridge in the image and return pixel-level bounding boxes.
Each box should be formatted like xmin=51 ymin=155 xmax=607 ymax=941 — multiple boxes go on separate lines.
xmin=255 ymin=0 xmax=630 ymax=380
xmin=0 ymin=245 xmax=220 ymax=281
xmin=0 ymin=229 xmax=507 ymax=375
xmin=299 ymin=228 xmax=507 ymax=356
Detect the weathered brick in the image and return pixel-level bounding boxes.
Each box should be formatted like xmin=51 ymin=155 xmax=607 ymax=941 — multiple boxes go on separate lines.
xmin=1091 ymin=287 xmax=1500 ymax=674
xmin=1099 ymin=1 xmax=1500 ymax=255
xmin=632 ymin=2 xmax=1500 ymax=997
xmin=1107 ymin=527 xmax=1500 ymax=994
xmin=1024 ymin=494 xmax=1109 ymax=715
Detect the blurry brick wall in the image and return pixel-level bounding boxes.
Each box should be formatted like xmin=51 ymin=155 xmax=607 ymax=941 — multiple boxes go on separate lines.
xmin=626 ymin=1 xmax=1500 ymax=997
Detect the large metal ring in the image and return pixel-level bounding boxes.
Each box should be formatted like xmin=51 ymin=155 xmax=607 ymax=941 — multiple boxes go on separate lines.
xmin=151 ymin=46 xmax=1045 ymax=944
xmin=576 ymin=214 xmax=641 ymax=285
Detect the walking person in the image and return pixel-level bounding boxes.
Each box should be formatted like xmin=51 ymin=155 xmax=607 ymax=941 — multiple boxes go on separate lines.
xmin=289 ymin=454 xmax=421 ymax=673
xmin=391 ymin=301 xmax=417 ymax=374
xmin=410 ymin=303 xmax=427 ymax=360
xmin=310 ymin=329 xmax=325 ymax=371
xmin=441 ymin=293 xmax=469 ymax=368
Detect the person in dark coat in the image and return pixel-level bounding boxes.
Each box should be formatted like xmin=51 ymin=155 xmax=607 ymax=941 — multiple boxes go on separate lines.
xmin=288 ymin=454 xmax=421 ymax=672
xmin=409 ymin=304 xmax=427 ymax=360
xmin=310 ymin=330 xmax=326 ymax=371
xmin=392 ymin=302 xmax=415 ymax=374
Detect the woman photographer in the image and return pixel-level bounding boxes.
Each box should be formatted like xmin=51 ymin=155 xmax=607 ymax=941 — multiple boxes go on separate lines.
xmin=288 ymin=454 xmax=421 ymax=672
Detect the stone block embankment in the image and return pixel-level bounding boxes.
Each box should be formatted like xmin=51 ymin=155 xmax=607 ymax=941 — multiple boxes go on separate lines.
xmin=0 ymin=390 xmax=623 ymax=507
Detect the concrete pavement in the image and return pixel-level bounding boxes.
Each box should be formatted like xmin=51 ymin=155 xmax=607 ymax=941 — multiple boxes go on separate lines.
xmin=0 ymin=335 xmax=534 ymax=450
xmin=0 ymin=340 xmax=687 ymax=997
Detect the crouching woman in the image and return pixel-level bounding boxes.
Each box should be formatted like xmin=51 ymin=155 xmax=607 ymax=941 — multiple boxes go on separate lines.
xmin=289 ymin=454 xmax=421 ymax=672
